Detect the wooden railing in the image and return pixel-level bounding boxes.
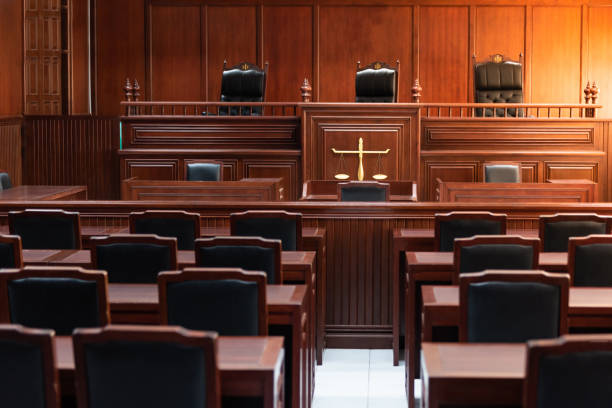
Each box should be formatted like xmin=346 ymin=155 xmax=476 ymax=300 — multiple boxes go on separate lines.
xmin=120 ymin=101 xmax=300 ymax=117
xmin=419 ymin=103 xmax=603 ymax=119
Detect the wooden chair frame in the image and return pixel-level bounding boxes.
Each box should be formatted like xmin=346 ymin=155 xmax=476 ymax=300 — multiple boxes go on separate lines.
xmin=230 ymin=210 xmax=303 ymax=251
xmin=567 ymin=234 xmax=612 ymax=285
xmin=0 ymin=266 xmax=110 ymax=326
xmin=8 ymin=209 xmax=82 ymax=249
xmin=336 ymin=181 xmax=390 ymax=202
xmin=129 ymin=210 xmax=201 ymax=238
xmin=453 ymin=235 xmax=540 ymax=284
xmin=194 ymin=236 xmax=283 ymax=284
xmin=434 ymin=211 xmax=508 ymax=251
xmin=459 ymin=270 xmax=569 ymax=342
xmin=0 ymin=235 xmax=23 ymax=268
xmin=182 ymin=160 xmax=224 ymax=181
xmin=73 ymin=325 xmax=221 ymax=408
xmin=221 ymin=60 xmax=269 ymax=102
xmin=0 ymin=324 xmax=59 ymax=408
xmin=482 ymin=161 xmax=522 ymax=182
xmin=356 ymin=59 xmax=400 ymax=102
xmin=539 ymin=213 xmax=612 ymax=251
xmin=158 ymin=267 xmax=268 ymax=335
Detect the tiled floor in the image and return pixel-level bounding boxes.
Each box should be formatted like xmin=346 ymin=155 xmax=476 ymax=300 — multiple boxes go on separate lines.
xmin=312 ymin=349 xmax=412 ymax=408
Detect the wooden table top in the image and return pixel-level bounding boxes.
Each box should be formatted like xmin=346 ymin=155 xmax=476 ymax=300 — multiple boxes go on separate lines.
xmin=393 ymin=228 xmax=539 ymax=239
xmin=0 ymin=185 xmax=87 ymax=201
xmin=406 ymin=251 xmax=567 ymax=269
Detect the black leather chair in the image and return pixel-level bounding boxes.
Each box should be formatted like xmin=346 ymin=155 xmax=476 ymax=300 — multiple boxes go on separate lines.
xmin=355 ymin=60 xmax=399 ymax=103
xmin=0 ymin=172 xmax=11 ymax=189
xmin=195 ymin=236 xmax=282 ymax=284
xmin=337 ymin=181 xmax=390 ymax=202
xmin=0 ymin=235 xmax=23 ymax=268
xmin=8 ymin=209 xmax=81 ymax=249
xmin=219 ymin=61 xmax=268 ymax=116
xmin=434 ymin=211 xmax=507 ymax=252
xmin=539 ymin=213 xmax=612 ymax=252
xmin=568 ymin=235 xmax=612 ymax=286
xmin=230 ymin=210 xmax=303 ymax=251
xmin=0 ymin=324 xmax=59 ymax=408
xmin=473 ymin=53 xmax=523 ymax=117
xmin=453 ymin=235 xmax=540 ymax=284
xmin=185 ymin=161 xmax=223 ymax=182
xmin=0 ymin=266 xmax=109 ymax=335
xmin=459 ymin=270 xmax=569 ymax=343
xmin=90 ymin=234 xmax=178 ymax=283
xmin=484 ymin=163 xmax=521 ymax=183
xmin=129 ymin=210 xmax=201 ymax=250
xmin=524 ymin=335 xmax=612 ymax=408
xmin=158 ymin=268 xmax=268 ymax=336
xmin=73 ymin=325 xmax=221 ymax=408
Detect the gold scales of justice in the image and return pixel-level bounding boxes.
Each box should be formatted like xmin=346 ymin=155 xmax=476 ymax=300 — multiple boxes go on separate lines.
xmin=331 ymin=137 xmax=391 ymax=181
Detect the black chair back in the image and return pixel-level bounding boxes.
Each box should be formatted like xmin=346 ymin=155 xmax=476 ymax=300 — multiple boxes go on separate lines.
xmin=338 ymin=181 xmax=390 ymax=202
xmin=230 ymin=210 xmax=303 ymax=251
xmin=484 ymin=163 xmax=521 ymax=183
xmin=540 ymin=213 xmax=612 ymax=252
xmin=0 ymin=172 xmax=11 ymax=189
xmin=355 ymin=60 xmax=399 ymax=103
xmin=434 ymin=211 xmax=507 ymax=252
xmin=220 ymin=61 xmax=268 ymax=116
xmin=474 ymin=54 xmax=523 ymax=117
xmin=185 ymin=162 xmax=222 ymax=182
xmin=130 ymin=210 xmax=200 ymax=250
xmin=568 ymin=235 xmax=612 ymax=286
xmin=0 ymin=235 xmax=22 ymax=268
xmin=8 ymin=209 xmax=81 ymax=249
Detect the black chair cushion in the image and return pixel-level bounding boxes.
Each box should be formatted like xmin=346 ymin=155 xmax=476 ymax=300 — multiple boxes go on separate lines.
xmin=467 ymin=281 xmax=560 ymax=342
xmin=0 ymin=339 xmax=46 ymax=408
xmin=85 ymin=341 xmax=206 ymax=408
xmin=460 ymin=244 xmax=534 ymax=274
xmin=233 ymin=218 xmax=297 ymax=251
xmin=197 ymin=245 xmax=278 ymax=284
xmin=0 ymin=242 xmax=16 ymax=268
xmin=133 ymin=218 xmax=197 ymax=250
xmin=12 ymin=215 xmax=78 ymax=249
xmin=185 ymin=163 xmax=221 ymax=182
xmin=574 ymin=243 xmax=612 ymax=286
xmin=355 ymin=68 xmax=396 ymax=103
xmin=485 ymin=165 xmax=520 ymax=183
xmin=340 ymin=186 xmax=388 ymax=202
xmin=438 ymin=219 xmax=503 ymax=252
xmin=95 ymin=243 xmax=172 ymax=283
xmin=220 ymin=68 xmax=265 ymax=116
xmin=0 ymin=172 xmax=11 ymax=189
xmin=8 ymin=277 xmax=100 ymax=335
xmin=536 ymin=350 xmax=612 ymax=408
xmin=544 ymin=221 xmax=607 ymax=252
xmin=166 ymin=280 xmax=259 ymax=336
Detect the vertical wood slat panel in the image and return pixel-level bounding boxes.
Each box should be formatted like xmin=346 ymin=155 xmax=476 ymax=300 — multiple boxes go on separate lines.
xmin=23 ymin=116 xmax=119 ymax=199
xmin=0 ymin=117 xmax=23 ymax=185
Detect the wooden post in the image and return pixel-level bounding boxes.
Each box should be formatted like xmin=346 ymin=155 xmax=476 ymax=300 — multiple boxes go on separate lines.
xmin=301 ymin=78 xmax=312 ymax=102
xmin=133 ymin=79 xmax=141 ymax=102
xmin=584 ymin=81 xmax=592 ymax=104
xmin=411 ymin=79 xmax=422 ymax=103
xmin=123 ymin=78 xmax=132 ymax=115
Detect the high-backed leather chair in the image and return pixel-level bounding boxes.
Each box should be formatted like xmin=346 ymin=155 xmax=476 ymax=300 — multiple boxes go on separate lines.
xmin=0 ymin=266 xmax=109 ymax=335
xmin=473 ymin=53 xmax=523 ymax=117
xmin=539 ymin=213 xmax=612 ymax=252
xmin=337 ymin=181 xmax=390 ymax=202
xmin=0 ymin=235 xmax=23 ymax=268
xmin=158 ymin=268 xmax=268 ymax=336
xmin=185 ymin=161 xmax=223 ymax=182
xmin=453 ymin=235 xmax=540 ymax=284
xmin=90 ymin=234 xmax=178 ymax=283
xmin=195 ymin=236 xmax=282 ymax=284
xmin=220 ymin=61 xmax=268 ymax=116
xmin=483 ymin=162 xmax=521 ymax=183
xmin=524 ymin=335 xmax=612 ymax=408
xmin=568 ymin=235 xmax=612 ymax=286
xmin=230 ymin=210 xmax=303 ymax=251
xmin=434 ymin=211 xmax=507 ymax=252
xmin=0 ymin=324 xmax=59 ymax=408
xmin=0 ymin=172 xmax=11 ymax=189
xmin=130 ymin=210 xmax=201 ymax=250
xmin=8 ymin=209 xmax=81 ymax=249
xmin=355 ymin=60 xmax=399 ymax=103
xmin=73 ymin=325 xmax=221 ymax=408
xmin=459 ymin=270 xmax=568 ymax=343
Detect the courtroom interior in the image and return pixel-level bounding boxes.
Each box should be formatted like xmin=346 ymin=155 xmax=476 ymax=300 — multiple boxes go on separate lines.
xmin=2 ymin=0 xmax=612 ymax=407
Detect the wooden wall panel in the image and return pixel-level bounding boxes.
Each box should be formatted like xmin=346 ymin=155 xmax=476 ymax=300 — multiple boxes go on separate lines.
xmin=70 ymin=0 xmax=90 ymax=114
xmin=588 ymin=6 xmax=612 ymax=118
xmin=0 ymin=118 xmax=23 ymax=185
xmin=318 ymin=6 xmax=413 ymax=102
xmin=149 ymin=4 xmax=203 ymax=100
xmin=263 ymin=6 xmax=312 ymax=102
xmin=23 ymin=116 xmax=120 ymax=199
xmin=95 ymin=0 xmax=145 ymax=116
xmin=474 ymin=6 xmax=525 ymax=65
xmin=419 ymin=6 xmax=469 ymax=102
xmin=0 ymin=0 xmax=23 ymax=115
xmin=531 ymin=6 xmax=581 ymax=103
xmin=206 ymin=6 xmax=257 ymax=101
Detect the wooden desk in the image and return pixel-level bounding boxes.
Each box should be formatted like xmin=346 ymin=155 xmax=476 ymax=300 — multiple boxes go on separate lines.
xmin=301 ymin=180 xmax=417 ymax=201
xmin=55 ymin=335 xmax=285 ymax=408
xmin=403 ymin=250 xmax=567 ymax=407
xmin=0 ymin=185 xmax=87 ymax=200
xmin=421 ymin=343 xmax=525 ymax=408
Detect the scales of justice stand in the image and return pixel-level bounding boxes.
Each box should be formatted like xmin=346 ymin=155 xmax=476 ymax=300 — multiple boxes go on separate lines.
xmin=331 ymin=137 xmax=390 ymax=181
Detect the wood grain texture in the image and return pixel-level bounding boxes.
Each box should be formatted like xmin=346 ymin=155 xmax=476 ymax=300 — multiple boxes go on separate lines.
xmin=22 ymin=116 xmax=119 ymax=199
xmin=70 ymin=0 xmax=90 ymax=114
xmin=587 ymin=6 xmax=612 ymax=118
xmin=0 ymin=118 xmax=23 ymax=185
xmin=0 ymin=0 xmax=23 ymax=115
xmin=474 ymin=6 xmax=525 ymax=66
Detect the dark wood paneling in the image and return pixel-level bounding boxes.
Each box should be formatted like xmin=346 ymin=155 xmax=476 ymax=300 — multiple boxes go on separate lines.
xmin=0 ymin=1 xmax=23 ymax=115
xmin=149 ymin=3 xmax=202 ymax=100
xmin=244 ymin=159 xmax=298 ymax=200
xmin=318 ymin=6 xmax=413 ymax=102
xmin=23 ymin=116 xmax=119 ymax=199
xmin=0 ymin=118 xmax=23 ymax=185
xmin=588 ymin=6 xmax=612 ymax=118
xmin=263 ymin=6 xmax=312 ymax=102
xmin=70 ymin=0 xmax=90 ymax=114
